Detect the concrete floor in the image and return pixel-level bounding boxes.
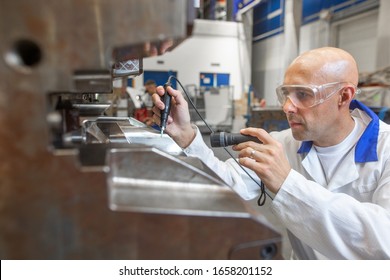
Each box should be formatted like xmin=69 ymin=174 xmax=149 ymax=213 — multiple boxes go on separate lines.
xmin=199 ymin=115 xmax=292 ymax=260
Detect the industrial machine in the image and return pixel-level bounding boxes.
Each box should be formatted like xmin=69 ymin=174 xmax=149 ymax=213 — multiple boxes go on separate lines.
xmin=0 ymin=0 xmax=282 ymax=259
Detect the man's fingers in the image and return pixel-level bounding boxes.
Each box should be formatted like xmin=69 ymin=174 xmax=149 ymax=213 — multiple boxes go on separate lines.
xmin=166 ymin=86 xmax=186 ymax=105
xmin=156 ymin=85 xmax=166 ymax=96
xmin=236 ymin=147 xmax=257 ymax=164
xmin=240 ymin=127 xmax=275 ymax=145
xmin=152 ymin=114 xmax=161 ymax=126
xmin=152 ymin=93 xmax=165 ymax=110
xmin=151 ymin=105 xmax=161 ymax=117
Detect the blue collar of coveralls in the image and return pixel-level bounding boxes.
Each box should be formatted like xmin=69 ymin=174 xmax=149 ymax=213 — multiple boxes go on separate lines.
xmin=297 ymin=99 xmax=379 ymax=163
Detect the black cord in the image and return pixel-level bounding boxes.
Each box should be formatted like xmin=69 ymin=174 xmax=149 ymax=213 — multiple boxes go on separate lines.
xmin=222 ymin=147 xmax=270 ymax=206
xmin=169 ymin=76 xmax=272 ymax=206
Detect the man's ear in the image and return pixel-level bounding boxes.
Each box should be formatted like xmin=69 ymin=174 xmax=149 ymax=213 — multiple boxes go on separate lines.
xmin=339 ymin=86 xmax=355 ymax=106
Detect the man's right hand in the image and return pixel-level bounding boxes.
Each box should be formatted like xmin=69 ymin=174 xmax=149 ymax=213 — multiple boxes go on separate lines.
xmin=151 ymin=85 xmax=196 ymax=148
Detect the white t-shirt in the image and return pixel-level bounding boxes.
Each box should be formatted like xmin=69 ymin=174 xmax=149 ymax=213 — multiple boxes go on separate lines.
xmin=315 ymin=116 xmax=365 ymax=185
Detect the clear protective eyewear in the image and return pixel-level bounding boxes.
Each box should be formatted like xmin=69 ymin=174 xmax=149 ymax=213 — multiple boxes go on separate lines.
xmin=276 ymin=82 xmax=360 ymax=109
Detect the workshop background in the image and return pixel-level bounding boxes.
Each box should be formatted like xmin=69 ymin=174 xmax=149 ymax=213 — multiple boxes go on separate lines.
xmin=0 ymin=0 xmax=389 ymax=260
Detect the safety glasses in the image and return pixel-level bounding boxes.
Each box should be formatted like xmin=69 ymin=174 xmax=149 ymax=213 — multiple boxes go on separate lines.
xmin=276 ymin=82 xmax=359 ymax=109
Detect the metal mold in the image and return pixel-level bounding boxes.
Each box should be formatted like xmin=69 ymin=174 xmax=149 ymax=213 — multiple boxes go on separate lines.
xmin=107 ymin=147 xmax=250 ymax=217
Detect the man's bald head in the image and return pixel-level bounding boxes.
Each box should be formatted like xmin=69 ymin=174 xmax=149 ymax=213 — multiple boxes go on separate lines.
xmin=285 ymin=47 xmax=359 ymax=85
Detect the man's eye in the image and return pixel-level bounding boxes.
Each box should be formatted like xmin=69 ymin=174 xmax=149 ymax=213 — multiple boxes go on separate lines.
xmin=296 ymin=91 xmax=308 ymax=99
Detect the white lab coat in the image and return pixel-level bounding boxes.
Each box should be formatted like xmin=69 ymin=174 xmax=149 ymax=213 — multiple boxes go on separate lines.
xmin=183 ymin=101 xmax=390 ymax=259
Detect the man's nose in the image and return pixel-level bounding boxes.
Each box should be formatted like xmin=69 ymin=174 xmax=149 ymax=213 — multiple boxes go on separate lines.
xmin=282 ymin=97 xmax=298 ymax=114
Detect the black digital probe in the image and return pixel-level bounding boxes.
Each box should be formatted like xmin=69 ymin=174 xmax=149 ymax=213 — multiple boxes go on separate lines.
xmin=160 ymin=81 xmax=172 ymax=136
xmin=210 ymin=132 xmax=262 ymax=147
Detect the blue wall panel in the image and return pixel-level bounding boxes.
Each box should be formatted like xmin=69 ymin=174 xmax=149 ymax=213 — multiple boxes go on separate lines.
xmin=200 ymin=72 xmax=230 ymax=88
xmin=252 ymin=0 xmax=373 ymax=42
xmin=302 ymin=0 xmax=369 ymax=24
xmin=252 ymin=0 xmax=285 ymax=42
xmin=142 ymin=70 xmax=177 ymax=88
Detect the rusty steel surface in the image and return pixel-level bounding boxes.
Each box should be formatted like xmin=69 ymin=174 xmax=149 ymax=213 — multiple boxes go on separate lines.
xmin=0 ymin=0 xmax=282 ymax=259
xmin=0 ymin=0 xmax=189 ymax=96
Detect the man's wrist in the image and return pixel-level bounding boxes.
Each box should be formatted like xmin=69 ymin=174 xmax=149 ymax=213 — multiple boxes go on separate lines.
xmin=175 ymin=125 xmax=197 ymax=148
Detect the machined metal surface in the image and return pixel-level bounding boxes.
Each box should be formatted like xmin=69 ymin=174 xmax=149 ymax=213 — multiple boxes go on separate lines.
xmin=82 ymin=117 xmax=184 ymax=155
xmin=107 ymin=147 xmax=250 ymax=216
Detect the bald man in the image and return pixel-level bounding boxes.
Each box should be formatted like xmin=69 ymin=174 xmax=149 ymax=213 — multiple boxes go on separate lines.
xmin=152 ymin=47 xmax=390 ymax=259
